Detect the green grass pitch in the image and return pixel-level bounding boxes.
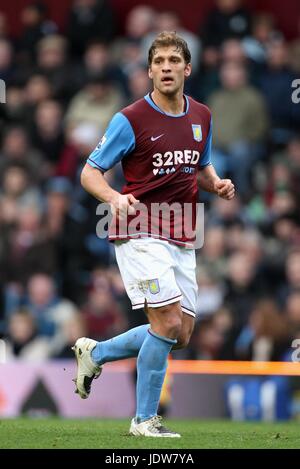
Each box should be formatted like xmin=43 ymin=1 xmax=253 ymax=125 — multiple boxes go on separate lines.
xmin=0 ymin=418 xmax=300 ymax=449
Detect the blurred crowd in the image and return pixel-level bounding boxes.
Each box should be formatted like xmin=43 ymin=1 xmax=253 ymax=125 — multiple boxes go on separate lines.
xmin=0 ymin=0 xmax=300 ymax=363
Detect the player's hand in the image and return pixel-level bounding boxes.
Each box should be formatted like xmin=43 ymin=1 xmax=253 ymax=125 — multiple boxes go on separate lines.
xmin=110 ymin=193 xmax=140 ymax=219
xmin=214 ymin=179 xmax=235 ymax=200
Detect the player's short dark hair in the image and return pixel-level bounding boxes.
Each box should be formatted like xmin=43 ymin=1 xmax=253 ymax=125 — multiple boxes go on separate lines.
xmin=148 ymin=31 xmax=191 ymax=66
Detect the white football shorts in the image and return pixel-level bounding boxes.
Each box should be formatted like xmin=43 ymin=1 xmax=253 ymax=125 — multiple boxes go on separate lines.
xmin=114 ymin=237 xmax=197 ymax=317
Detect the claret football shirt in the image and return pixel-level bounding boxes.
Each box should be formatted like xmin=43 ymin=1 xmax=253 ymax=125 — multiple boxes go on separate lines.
xmin=87 ymin=93 xmax=212 ymax=247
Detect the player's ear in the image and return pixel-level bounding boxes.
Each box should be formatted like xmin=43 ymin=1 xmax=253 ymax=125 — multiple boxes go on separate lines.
xmin=184 ymin=63 xmax=192 ymax=78
xmin=148 ymin=67 xmax=153 ymax=79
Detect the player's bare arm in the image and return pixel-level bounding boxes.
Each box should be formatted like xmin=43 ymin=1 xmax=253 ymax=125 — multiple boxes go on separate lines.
xmin=198 ymin=164 xmax=235 ymax=200
xmin=81 ymin=163 xmax=139 ymax=218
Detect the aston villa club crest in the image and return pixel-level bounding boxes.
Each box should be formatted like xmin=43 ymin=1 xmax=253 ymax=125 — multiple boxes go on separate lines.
xmin=148 ymin=279 xmax=160 ymax=295
xmin=192 ymin=124 xmax=202 ymax=142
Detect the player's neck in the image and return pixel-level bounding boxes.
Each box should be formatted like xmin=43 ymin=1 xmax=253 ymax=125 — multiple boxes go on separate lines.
xmin=151 ymin=89 xmax=185 ymax=115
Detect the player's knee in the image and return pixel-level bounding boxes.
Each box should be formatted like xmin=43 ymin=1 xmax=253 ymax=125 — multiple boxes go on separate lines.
xmin=165 ymin=316 xmax=182 ymax=339
xmin=160 ymin=306 xmax=182 ymax=338
xmin=149 ymin=303 xmax=183 ymax=339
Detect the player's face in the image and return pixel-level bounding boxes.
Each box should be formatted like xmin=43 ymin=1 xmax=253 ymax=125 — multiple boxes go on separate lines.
xmin=148 ymin=46 xmax=191 ymax=96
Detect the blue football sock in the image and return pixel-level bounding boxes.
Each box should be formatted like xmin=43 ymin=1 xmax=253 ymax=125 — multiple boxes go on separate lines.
xmin=91 ymin=324 xmax=149 ymax=365
xmin=136 ymin=329 xmax=177 ymax=422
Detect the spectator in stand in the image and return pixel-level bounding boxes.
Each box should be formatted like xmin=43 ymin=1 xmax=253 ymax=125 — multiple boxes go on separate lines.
xmin=272 ymin=213 xmax=300 ymax=251
xmin=258 ymin=36 xmax=300 ymax=145
xmin=127 ymin=66 xmax=151 ymax=102
xmin=106 ymin=265 xmax=135 ymax=327
xmin=195 ymin=0 xmax=251 ymax=99
xmin=12 ymin=68 xmax=54 ymax=115
xmin=234 ymin=299 xmax=290 ymax=361
xmin=34 ymin=35 xmax=76 ymax=102
xmin=83 ymin=40 xmax=111 ymax=76
xmin=60 ymin=121 xmax=99 ymax=179
xmin=82 ymin=269 xmax=127 ymax=340
xmin=67 ymin=0 xmax=116 ymax=57
xmin=200 ymin=0 xmax=251 ymax=48
xmin=270 ymin=135 xmax=300 ymax=201
xmin=187 ymin=312 xmax=233 ymax=360
xmin=113 ymin=6 xmax=156 ymax=80
xmin=64 ymin=71 xmax=124 ymax=133
xmin=208 ymin=61 xmax=269 ymax=197
xmin=0 ymin=163 xmax=43 ymax=226
xmin=224 ymin=252 xmax=263 ymax=329
xmin=125 ymin=5 xmax=156 ymax=44
xmin=116 ymin=39 xmax=144 ymax=79
xmin=5 ymin=309 xmax=51 ymax=361
xmin=43 ymin=177 xmax=93 ymax=303
xmin=22 ymin=273 xmax=78 ymax=353
xmin=4 ymin=85 xmax=26 ymax=123
xmin=269 ymin=159 xmax=293 ymax=196
xmin=0 ymin=204 xmax=58 ymax=284
xmin=197 ymin=226 xmax=227 ymax=279
xmin=219 ymin=38 xmax=259 ymax=86
xmin=242 ymin=13 xmax=277 ymax=65
xmin=221 ymin=38 xmax=247 ymax=64
xmin=195 ymin=267 xmax=224 ymax=317
xmin=208 ymin=194 xmax=250 ymax=228
xmin=18 ymin=2 xmax=57 ymax=64
xmin=44 ymin=177 xmax=73 ymax=241
xmin=225 ymin=221 xmax=246 ymax=252
xmin=30 ymin=100 xmax=65 ymax=173
xmin=191 ymin=38 xmax=248 ymax=102
xmin=23 ymin=75 xmax=53 ymax=126
xmin=0 ymin=127 xmax=44 ymax=183
xmin=269 ymin=190 xmax=297 ymax=222
xmin=238 ymin=230 xmax=267 ymax=275
xmin=54 ymin=313 xmax=88 ymax=358
xmin=77 ymin=40 xmax=128 ymax=97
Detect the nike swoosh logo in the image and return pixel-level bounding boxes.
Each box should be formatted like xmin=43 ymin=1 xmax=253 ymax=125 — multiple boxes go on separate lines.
xmin=151 ymin=134 xmax=164 ymax=141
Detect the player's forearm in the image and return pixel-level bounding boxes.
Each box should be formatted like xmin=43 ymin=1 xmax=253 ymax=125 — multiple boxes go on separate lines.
xmin=198 ymin=164 xmax=220 ymax=193
xmin=81 ymin=163 xmax=119 ymax=204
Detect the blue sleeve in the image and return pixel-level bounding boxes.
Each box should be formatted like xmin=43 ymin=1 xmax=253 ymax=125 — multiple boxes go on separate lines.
xmin=199 ymin=118 xmax=212 ymax=169
xmin=87 ymin=112 xmax=135 ymax=172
